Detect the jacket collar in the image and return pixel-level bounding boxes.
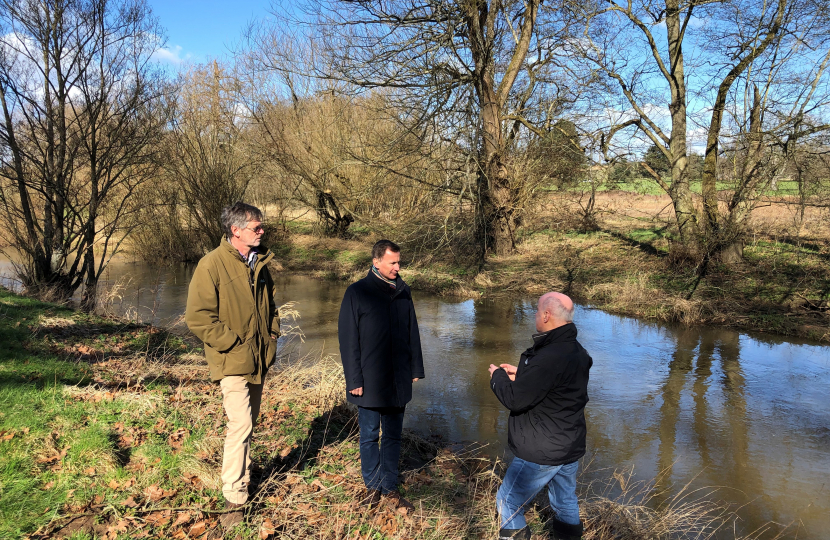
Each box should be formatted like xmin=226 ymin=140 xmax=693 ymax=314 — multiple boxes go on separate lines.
xmin=220 ymin=238 xmax=273 ymax=267
xmin=531 ymin=322 xmax=578 ymax=350
xmin=365 ymin=268 xmax=407 ymax=297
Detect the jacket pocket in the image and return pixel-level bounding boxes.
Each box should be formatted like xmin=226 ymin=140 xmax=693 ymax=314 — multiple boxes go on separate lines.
xmin=221 ymin=336 xmax=256 ymax=376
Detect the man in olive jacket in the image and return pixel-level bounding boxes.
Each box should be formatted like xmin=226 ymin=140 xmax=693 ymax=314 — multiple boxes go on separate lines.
xmin=338 ymin=240 xmax=425 ymax=510
xmin=185 ymin=202 xmax=280 ymax=528
xmin=488 ymin=292 xmax=592 ymax=540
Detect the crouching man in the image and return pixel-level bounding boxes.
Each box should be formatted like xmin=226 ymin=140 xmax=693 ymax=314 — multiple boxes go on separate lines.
xmin=185 ymin=202 xmax=281 ymax=528
xmin=488 ymin=292 xmax=592 ymax=540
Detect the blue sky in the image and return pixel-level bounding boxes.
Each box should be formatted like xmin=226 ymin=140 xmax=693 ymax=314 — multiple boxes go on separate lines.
xmin=147 ymin=0 xmax=274 ymax=64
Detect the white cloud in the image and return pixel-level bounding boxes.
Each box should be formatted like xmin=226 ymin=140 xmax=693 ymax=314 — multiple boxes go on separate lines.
xmin=152 ymin=45 xmax=188 ymax=65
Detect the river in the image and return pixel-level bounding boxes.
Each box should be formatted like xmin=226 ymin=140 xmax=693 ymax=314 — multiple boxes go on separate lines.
xmin=1 ymin=256 xmax=828 ymax=538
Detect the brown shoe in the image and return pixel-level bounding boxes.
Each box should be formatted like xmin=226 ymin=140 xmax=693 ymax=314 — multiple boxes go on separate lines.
xmin=384 ymin=490 xmax=415 ymax=513
xmin=219 ymin=501 xmax=244 ymax=528
xmin=360 ymin=488 xmax=382 ymax=509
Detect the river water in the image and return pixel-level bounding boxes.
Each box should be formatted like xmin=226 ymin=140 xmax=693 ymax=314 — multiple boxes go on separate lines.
xmin=1 ymin=257 xmax=828 ymax=538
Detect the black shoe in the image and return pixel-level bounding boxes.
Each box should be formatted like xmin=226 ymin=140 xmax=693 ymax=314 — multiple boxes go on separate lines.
xmin=360 ymin=488 xmax=382 ymax=509
xmin=499 ymin=526 xmax=530 ymax=540
xmin=551 ymin=518 xmax=583 ymax=540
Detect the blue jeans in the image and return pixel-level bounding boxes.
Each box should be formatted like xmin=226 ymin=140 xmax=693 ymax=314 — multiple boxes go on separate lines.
xmin=358 ymin=406 xmax=405 ymax=493
xmin=496 ymin=457 xmax=581 ymax=529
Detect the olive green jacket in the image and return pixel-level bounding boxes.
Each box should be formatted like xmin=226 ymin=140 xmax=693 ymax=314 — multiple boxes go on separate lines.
xmin=185 ymin=239 xmax=280 ymax=384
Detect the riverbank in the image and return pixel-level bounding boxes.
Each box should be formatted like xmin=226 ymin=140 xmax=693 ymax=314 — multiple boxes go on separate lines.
xmin=0 ymin=289 xmax=754 ymax=540
xmin=269 ymin=192 xmax=830 ymax=343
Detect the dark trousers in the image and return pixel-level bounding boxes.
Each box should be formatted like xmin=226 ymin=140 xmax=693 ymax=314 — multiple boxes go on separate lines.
xmin=357 ymin=406 xmax=405 ymax=493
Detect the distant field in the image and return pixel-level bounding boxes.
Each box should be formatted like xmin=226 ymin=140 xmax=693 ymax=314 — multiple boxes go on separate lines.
xmin=545 ymin=176 xmax=825 ymax=198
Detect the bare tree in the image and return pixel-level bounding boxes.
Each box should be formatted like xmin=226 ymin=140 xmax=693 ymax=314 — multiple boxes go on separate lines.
xmin=251 ymin=0 xmax=588 ymax=260
xmin=0 ymin=0 xmax=167 ymax=309
xmin=576 ymin=0 xmax=830 ymax=262
xmin=236 ymin=31 xmax=466 ymax=241
xmin=157 ymin=61 xmax=257 ymax=253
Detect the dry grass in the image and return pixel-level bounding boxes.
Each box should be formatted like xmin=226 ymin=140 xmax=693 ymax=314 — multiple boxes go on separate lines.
xmin=230 ymin=359 xmax=785 ymax=540
xmin=4 ymin=289 xmax=798 ymax=540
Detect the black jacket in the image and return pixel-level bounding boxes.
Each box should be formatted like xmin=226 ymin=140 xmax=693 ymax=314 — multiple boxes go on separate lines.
xmin=338 ymin=270 xmax=425 ymax=408
xmin=491 ymin=323 xmax=592 ymax=466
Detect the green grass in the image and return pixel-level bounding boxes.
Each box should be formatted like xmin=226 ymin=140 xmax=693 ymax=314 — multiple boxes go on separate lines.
xmin=0 ymin=290 xmax=227 ymax=538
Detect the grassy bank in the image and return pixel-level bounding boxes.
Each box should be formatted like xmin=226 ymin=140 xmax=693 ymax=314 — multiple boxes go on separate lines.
xmin=268 ymin=193 xmax=829 ymax=343
xmin=0 ymin=289 xmax=777 ymax=540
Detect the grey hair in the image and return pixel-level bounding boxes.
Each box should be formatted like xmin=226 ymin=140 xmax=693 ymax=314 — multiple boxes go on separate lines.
xmin=542 ymin=294 xmax=574 ymax=323
xmin=221 ymin=202 xmax=263 ymax=238
xmin=372 ymin=239 xmax=400 ymax=260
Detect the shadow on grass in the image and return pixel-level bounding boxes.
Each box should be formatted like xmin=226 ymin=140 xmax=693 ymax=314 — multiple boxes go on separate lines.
xmin=601 ymin=229 xmax=665 ymax=257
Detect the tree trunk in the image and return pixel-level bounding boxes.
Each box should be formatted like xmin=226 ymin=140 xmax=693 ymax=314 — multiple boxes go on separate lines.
xmin=466 ymin=0 xmax=537 ymax=259
xmin=665 ymin=0 xmax=699 ymax=253
xmin=81 ymin=170 xmax=99 ymax=312
xmin=700 ymin=0 xmax=786 ymax=256
xmin=718 ymin=242 xmax=744 ymax=265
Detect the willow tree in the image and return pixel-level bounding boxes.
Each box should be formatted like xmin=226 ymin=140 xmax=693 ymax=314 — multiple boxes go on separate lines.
xmin=255 ymin=0 xmax=585 ymax=260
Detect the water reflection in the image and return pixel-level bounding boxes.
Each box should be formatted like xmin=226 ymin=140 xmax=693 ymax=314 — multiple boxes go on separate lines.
xmin=1 ymin=258 xmax=828 ymax=538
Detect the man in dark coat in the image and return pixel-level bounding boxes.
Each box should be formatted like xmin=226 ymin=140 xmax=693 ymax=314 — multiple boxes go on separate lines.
xmin=488 ymin=292 xmax=592 ymax=540
xmin=338 ymin=239 xmax=425 ymax=510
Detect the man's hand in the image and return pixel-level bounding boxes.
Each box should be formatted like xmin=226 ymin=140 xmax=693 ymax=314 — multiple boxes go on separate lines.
xmin=349 ymin=387 xmax=363 ymax=396
xmin=489 ymin=364 xmax=517 ymax=381
xmin=413 ymin=378 xmax=419 ymax=382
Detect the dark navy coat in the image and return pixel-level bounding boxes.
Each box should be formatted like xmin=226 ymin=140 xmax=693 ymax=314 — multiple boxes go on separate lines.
xmin=491 ymin=323 xmax=592 ymax=466
xmin=338 ymin=270 xmax=425 ymax=408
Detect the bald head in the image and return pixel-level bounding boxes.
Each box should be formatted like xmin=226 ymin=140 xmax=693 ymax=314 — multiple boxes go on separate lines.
xmin=535 ymin=292 xmax=574 ymax=332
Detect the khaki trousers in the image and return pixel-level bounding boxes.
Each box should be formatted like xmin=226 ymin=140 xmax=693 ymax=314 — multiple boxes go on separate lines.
xmin=220 ymin=375 xmax=264 ymax=504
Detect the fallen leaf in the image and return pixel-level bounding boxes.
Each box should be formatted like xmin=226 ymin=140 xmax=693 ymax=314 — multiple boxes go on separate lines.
xmin=172 ymin=511 xmax=191 ymax=527
xmin=122 ymin=477 xmax=137 ymax=489
xmin=279 ymin=446 xmax=292 ymax=458
xmin=144 ymin=484 xmax=164 ymax=501
xmin=396 ymin=506 xmax=409 ymax=516
xmin=35 ymin=452 xmax=58 ymax=465
xmin=2 ymin=431 xmax=15 ymax=441
xmin=145 ymin=510 xmax=172 ymax=527
xmin=108 ymin=479 xmax=120 ymax=490
xmin=260 ymin=517 xmax=276 ymax=539
xmin=43 ymin=481 xmax=54 ymax=490
xmin=189 ymin=521 xmax=207 ymax=536
xmin=22 ymin=427 xmax=29 ymax=434
xmin=121 ymin=496 xmax=138 ymax=508
xmin=167 ymin=427 xmax=189 ymax=449
xmin=84 ymin=467 xmax=96 ymax=475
